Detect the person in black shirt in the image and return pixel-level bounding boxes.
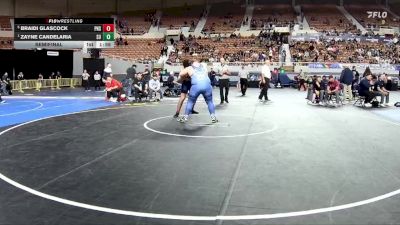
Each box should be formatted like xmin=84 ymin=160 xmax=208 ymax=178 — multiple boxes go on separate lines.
xmin=142 ymin=66 xmax=151 ymax=83
xmin=1 ymin=73 xmax=12 ymax=95
xmin=373 ymin=74 xmax=390 ymax=106
xmin=320 ymin=75 xmax=328 ymax=104
xmin=312 ymin=76 xmax=322 ymax=103
xmin=133 ymin=73 xmax=148 ymax=102
xmin=358 ymin=74 xmax=375 ymax=106
xmin=352 ymin=66 xmax=360 ymax=78
xmin=208 ymin=68 xmax=217 ymax=88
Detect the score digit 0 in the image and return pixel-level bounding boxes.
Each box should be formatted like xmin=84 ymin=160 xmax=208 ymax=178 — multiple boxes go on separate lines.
xmin=102 ymin=24 xmax=114 ymax=32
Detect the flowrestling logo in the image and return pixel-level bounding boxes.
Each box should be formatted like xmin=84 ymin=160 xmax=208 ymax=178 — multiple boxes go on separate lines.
xmin=367 ymin=11 xmax=388 ymax=19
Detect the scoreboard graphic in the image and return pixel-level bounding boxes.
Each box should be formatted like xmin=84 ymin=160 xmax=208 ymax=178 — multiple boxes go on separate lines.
xmin=14 ymin=18 xmax=115 ymax=49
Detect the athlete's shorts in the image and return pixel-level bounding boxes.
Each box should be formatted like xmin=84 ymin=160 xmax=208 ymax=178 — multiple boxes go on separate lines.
xmin=181 ymin=80 xmax=192 ymax=94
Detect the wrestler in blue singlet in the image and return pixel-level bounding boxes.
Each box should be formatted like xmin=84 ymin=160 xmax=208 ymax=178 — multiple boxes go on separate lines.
xmin=179 ymin=62 xmax=217 ymax=123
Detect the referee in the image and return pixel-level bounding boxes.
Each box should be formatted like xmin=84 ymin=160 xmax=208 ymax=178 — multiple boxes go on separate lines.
xmin=259 ymin=60 xmax=271 ymax=102
xmin=219 ymin=60 xmax=230 ymax=104
xmin=239 ymin=65 xmax=248 ymax=96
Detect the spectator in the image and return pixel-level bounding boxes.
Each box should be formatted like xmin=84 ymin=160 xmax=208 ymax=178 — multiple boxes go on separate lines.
xmin=358 ymin=74 xmax=375 ymax=107
xmin=320 ymin=75 xmax=328 ymax=104
xmin=149 ymin=75 xmax=162 ymax=101
xmin=363 ymin=67 xmax=372 ymax=77
xmin=209 ymin=67 xmax=217 ymax=88
xmin=93 ymin=71 xmax=101 ymax=91
xmin=340 ymin=66 xmax=354 ymax=101
xmin=327 ymin=75 xmax=341 ymax=105
xmin=352 ymin=66 xmax=359 ymax=78
xmin=373 ymin=74 xmax=390 ymax=107
xmin=313 ymin=76 xmax=322 ymax=103
xmin=298 ymin=69 xmax=307 ymax=91
xmin=105 ymin=74 xmax=123 ymax=102
xmin=133 ymin=73 xmax=148 ymax=102
xmin=82 ymin=69 xmax=90 ymax=91
xmin=1 ymin=72 xmax=12 ymax=95
xmin=104 ymin=63 xmax=112 ymax=77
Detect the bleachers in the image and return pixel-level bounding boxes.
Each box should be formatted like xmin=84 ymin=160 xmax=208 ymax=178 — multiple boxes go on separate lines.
xmin=203 ymin=2 xmax=245 ymax=33
xmin=251 ymin=4 xmax=296 ymax=29
xmin=0 ymin=37 xmax=13 ymax=49
xmin=345 ymin=5 xmax=400 ymax=29
xmin=117 ymin=11 xmax=156 ymax=34
xmin=290 ymin=40 xmax=400 ymax=64
xmin=160 ymin=6 xmax=204 ymax=30
xmin=390 ymin=3 xmax=400 ymax=15
xmin=302 ymin=4 xmax=357 ymax=33
xmin=169 ymin=37 xmax=280 ymax=63
xmin=0 ymin=16 xmax=12 ymax=30
xmin=102 ymin=39 xmax=164 ymax=60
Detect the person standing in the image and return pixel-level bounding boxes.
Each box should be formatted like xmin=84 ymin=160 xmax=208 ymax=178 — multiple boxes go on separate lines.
xmin=340 ymin=66 xmax=354 ymax=102
xmin=104 ymin=63 xmax=112 ymax=77
xmin=298 ymin=69 xmax=306 ymax=91
xmin=238 ymin=65 xmax=248 ymax=96
xmin=208 ymin=68 xmax=217 ymax=88
xmin=93 ymin=71 xmax=101 ymax=91
xmin=218 ymin=60 xmax=230 ymax=104
xmin=177 ymin=59 xmax=217 ymax=123
xmin=2 ymin=73 xmax=12 ymax=95
xmin=259 ymin=60 xmax=271 ymax=102
xmin=126 ymin=64 xmax=137 ymax=96
xmin=174 ymin=60 xmax=198 ymax=118
xmin=82 ymin=69 xmax=90 ymax=91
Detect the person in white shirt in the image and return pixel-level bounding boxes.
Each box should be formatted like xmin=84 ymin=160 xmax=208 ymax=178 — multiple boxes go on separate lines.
xmin=238 ymin=65 xmax=248 ymax=96
xmin=149 ymin=75 xmax=163 ymax=101
xmin=259 ymin=60 xmax=272 ymax=101
xmin=93 ymin=71 xmax=101 ymax=91
xmin=103 ymin=63 xmax=112 ymax=79
xmin=82 ymin=69 xmax=90 ymax=91
xmin=218 ymin=59 xmax=230 ymax=104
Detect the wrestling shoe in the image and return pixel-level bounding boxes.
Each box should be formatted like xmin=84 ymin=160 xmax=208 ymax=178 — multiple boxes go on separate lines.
xmin=211 ymin=115 xmax=218 ymax=123
xmin=177 ymin=115 xmax=188 ymax=123
xmin=173 ymin=112 xmax=179 ymax=118
xmin=192 ymin=110 xmax=199 ymax=114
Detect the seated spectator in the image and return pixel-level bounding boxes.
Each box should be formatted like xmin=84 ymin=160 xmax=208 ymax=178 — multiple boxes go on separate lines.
xmin=358 ymin=74 xmax=375 ymax=107
xmin=149 ymin=75 xmax=163 ymax=101
xmin=320 ymin=75 xmax=328 ymax=104
xmin=312 ymin=76 xmax=322 ymax=104
xmin=373 ymin=74 xmax=390 ymax=107
xmin=133 ymin=73 xmax=148 ymax=102
xmin=105 ymin=74 xmax=123 ymax=102
xmin=327 ymin=75 xmax=341 ymax=105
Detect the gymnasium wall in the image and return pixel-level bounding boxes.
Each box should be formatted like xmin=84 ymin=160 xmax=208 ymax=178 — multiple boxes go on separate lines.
xmin=11 ymin=0 xmax=235 ymax=17
xmin=0 ymin=0 xmax=14 ymax=16
xmin=15 ymin=0 xmax=67 ymax=17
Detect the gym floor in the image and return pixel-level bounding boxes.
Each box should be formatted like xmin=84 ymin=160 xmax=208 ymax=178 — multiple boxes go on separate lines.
xmin=1 ymin=88 xmax=400 ymax=225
